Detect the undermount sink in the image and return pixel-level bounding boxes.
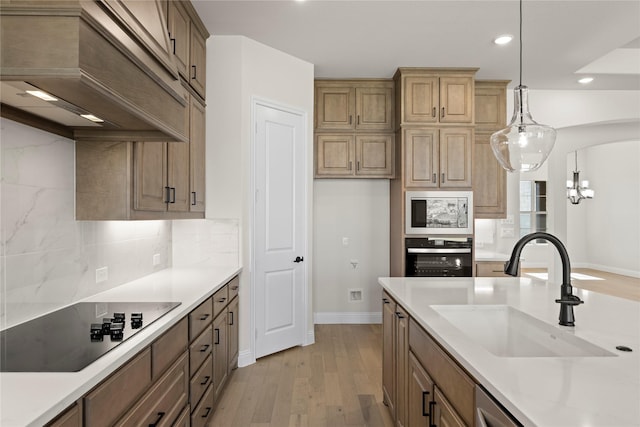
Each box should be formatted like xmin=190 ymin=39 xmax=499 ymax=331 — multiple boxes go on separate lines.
xmin=431 ymin=305 xmax=616 ymax=358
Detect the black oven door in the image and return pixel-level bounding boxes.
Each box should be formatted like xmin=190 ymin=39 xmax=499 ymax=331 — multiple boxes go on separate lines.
xmin=405 ymin=248 xmax=472 ymax=277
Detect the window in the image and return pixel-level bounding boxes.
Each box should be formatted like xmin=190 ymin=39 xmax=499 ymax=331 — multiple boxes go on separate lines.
xmin=520 ymin=180 xmax=547 ymax=242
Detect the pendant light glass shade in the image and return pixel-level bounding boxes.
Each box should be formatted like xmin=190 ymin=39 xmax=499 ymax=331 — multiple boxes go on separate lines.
xmin=490 ymin=0 xmax=557 ymax=173
xmin=490 ymin=85 xmax=556 ymax=172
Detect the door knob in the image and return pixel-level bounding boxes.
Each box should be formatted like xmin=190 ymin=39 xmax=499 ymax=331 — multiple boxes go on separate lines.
xmin=293 ymin=256 xmax=304 ymax=263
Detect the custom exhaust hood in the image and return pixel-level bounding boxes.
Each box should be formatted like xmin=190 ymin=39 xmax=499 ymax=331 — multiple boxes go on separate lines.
xmin=0 ymin=0 xmax=188 ymax=143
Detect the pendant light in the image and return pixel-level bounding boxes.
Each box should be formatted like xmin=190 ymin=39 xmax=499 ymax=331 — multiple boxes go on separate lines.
xmin=490 ymin=0 xmax=557 ymax=173
xmin=566 ymin=151 xmax=594 ymax=204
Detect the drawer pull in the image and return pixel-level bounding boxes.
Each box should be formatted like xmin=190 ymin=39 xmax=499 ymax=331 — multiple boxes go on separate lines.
xmin=229 ymin=311 xmax=234 ymax=326
xmin=200 ymin=375 xmax=211 ymax=385
xmin=382 ymin=298 xmax=390 ymax=304
xmin=199 ymin=314 xmax=210 ymax=321
xmin=231 ymin=285 xmax=239 ymax=290
xmin=202 ymin=407 xmax=212 ymax=418
xmin=200 ymin=344 xmax=210 ymax=352
xmin=218 ymin=297 xmax=226 ymax=303
xmin=192 ymin=65 xmax=197 ymax=80
xmin=215 ymin=328 xmax=220 ymax=345
xmin=421 ymin=390 xmax=430 ymax=416
xmin=149 ymin=411 xmax=165 ymax=427
xmin=395 ymin=312 xmax=405 ymax=319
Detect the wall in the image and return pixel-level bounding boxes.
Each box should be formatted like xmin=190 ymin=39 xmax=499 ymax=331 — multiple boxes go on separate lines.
xmin=0 ymin=118 xmax=171 ymax=328
xmin=497 ymin=90 xmax=640 ymax=280
xmin=206 ymin=35 xmax=315 ymax=366
xmin=313 ymin=179 xmax=389 ymax=323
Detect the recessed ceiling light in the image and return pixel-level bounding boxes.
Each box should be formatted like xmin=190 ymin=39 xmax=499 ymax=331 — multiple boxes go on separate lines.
xmin=578 ymin=77 xmax=594 ymax=84
xmin=494 ymin=35 xmax=513 ymax=45
xmin=26 ymin=90 xmax=57 ymax=102
xmin=80 ymin=114 xmax=104 ymax=123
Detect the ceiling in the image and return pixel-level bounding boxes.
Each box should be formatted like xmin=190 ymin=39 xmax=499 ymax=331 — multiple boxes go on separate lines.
xmin=192 ymin=0 xmax=640 ymax=90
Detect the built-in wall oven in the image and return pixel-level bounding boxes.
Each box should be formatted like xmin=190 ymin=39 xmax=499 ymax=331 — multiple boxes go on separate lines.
xmin=405 ymin=237 xmax=473 ymax=277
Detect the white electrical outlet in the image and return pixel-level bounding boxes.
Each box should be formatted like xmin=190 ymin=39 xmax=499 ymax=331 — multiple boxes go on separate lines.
xmin=153 ymin=253 xmax=161 ymax=266
xmin=95 ymin=267 xmax=108 ymax=283
xmin=342 ymin=237 xmax=349 ymax=246
xmin=349 ymin=289 xmax=363 ymax=302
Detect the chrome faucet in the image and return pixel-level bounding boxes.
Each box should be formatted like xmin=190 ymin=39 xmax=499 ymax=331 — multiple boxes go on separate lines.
xmin=504 ymin=232 xmax=584 ymax=326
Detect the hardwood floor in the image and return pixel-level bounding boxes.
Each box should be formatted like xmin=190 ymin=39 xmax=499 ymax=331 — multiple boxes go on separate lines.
xmin=210 ymin=324 xmax=394 ymax=427
xmin=522 ymin=268 xmax=640 ymax=302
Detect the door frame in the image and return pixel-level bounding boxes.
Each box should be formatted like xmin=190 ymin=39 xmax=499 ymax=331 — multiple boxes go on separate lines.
xmin=248 ymin=96 xmax=313 ymax=363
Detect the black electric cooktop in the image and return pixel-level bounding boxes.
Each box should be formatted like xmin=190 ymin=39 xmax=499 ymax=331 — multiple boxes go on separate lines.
xmin=0 ymin=301 xmax=180 ymax=372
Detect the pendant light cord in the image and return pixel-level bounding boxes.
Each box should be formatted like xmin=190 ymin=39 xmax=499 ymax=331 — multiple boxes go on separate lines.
xmin=519 ymin=0 xmax=523 ymax=87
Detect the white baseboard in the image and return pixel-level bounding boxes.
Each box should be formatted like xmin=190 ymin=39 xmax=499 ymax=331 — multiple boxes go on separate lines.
xmin=314 ymin=311 xmax=382 ymax=324
xmin=586 ymin=263 xmax=640 ymax=279
xmin=237 ymin=349 xmax=254 ymax=368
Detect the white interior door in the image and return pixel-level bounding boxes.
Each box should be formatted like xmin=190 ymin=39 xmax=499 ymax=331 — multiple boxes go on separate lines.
xmin=254 ymin=101 xmax=306 ymax=359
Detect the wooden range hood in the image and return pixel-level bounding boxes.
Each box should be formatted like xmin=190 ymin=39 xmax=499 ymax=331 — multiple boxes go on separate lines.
xmin=0 ymin=0 xmax=188 ymax=143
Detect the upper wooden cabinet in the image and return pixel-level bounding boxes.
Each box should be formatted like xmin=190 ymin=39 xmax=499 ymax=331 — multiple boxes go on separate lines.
xmin=474 ymin=81 xmax=509 ymax=218
xmin=315 ymin=80 xmax=394 ymax=131
xmin=166 ymin=1 xmax=209 ymax=99
xmin=76 ymin=87 xmax=206 ymax=220
xmin=394 ymin=68 xmax=477 ymax=127
xmin=315 ymin=133 xmax=394 ymax=178
xmin=403 ymin=128 xmax=473 ymax=189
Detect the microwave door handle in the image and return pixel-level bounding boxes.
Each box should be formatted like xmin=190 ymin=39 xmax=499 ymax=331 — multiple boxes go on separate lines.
xmin=407 ymin=248 xmax=472 ymax=254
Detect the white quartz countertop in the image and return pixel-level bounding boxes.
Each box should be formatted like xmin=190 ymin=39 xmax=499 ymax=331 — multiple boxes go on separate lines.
xmin=379 ymin=277 xmax=640 ymax=427
xmin=0 ymin=263 xmax=241 ymax=427
xmin=474 ymin=250 xmax=512 ymax=262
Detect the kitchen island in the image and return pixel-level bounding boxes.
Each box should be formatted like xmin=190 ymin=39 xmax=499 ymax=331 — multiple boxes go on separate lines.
xmin=379 ymin=276 xmax=640 ymax=426
xmin=0 ymin=263 xmax=241 ymax=427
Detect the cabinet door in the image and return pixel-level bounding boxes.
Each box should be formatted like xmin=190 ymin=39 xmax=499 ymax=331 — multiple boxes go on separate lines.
xmin=402 ymin=76 xmax=438 ymax=124
xmin=167 ymin=141 xmax=190 ymax=212
xmin=408 ymin=352 xmax=434 ymax=427
xmin=190 ymin=96 xmax=206 ymax=212
xmin=356 ymin=86 xmax=393 ymax=131
xmin=395 ymin=306 xmax=409 ymax=427
xmin=439 ymin=128 xmax=472 ymax=188
xmin=473 ymin=132 xmax=506 ymax=217
xmin=167 ymin=0 xmax=190 ymax=79
xmin=439 ymin=77 xmax=473 ymax=123
xmin=46 ymin=404 xmax=80 ymax=427
xmin=433 ymin=386 xmax=465 ymax=427
xmin=316 ymin=86 xmax=355 ymax=130
xmin=382 ymin=293 xmax=396 ymax=416
xmin=190 ymin=23 xmax=206 ymax=98
xmin=213 ymin=310 xmax=229 ymax=402
xmin=404 ymin=128 xmax=439 ymax=188
xmin=355 ymin=134 xmax=394 ymax=177
xmin=315 ymin=134 xmax=355 ymax=177
xmin=134 ymin=142 xmax=168 ymax=212
xmin=228 ymin=297 xmax=239 ymax=372
xmin=475 ymin=83 xmax=507 ymax=129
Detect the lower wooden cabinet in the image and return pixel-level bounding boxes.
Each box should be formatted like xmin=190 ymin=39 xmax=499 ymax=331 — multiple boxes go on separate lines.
xmin=46 ymin=275 xmax=240 ymax=426
xmin=383 ymin=291 xmax=476 ymax=427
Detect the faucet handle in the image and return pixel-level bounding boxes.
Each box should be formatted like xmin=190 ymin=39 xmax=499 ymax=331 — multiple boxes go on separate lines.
xmin=555 ymin=295 xmax=584 ymax=306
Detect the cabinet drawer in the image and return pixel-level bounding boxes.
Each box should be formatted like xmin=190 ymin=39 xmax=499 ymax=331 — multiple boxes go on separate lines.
xmin=213 ymin=285 xmax=229 ymax=318
xmin=152 ymin=317 xmax=188 ymax=380
xmin=191 ymin=383 xmax=214 ymax=427
xmin=409 ymin=319 xmax=475 ymax=426
xmin=190 ymin=324 xmax=213 ymax=376
xmin=228 ymin=275 xmax=240 ymax=301
xmin=46 ymin=403 xmax=80 ymax=427
xmin=115 ymin=352 xmax=189 ymax=427
xmin=476 ymin=261 xmax=518 ymax=277
xmin=190 ymin=353 xmax=213 ymax=409
xmin=189 ymin=297 xmax=213 ymax=341
xmin=174 ymin=404 xmax=191 ymax=427
xmin=84 ymin=348 xmax=152 ymax=427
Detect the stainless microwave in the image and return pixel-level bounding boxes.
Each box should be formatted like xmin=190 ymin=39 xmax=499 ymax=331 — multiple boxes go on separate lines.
xmin=405 ymin=191 xmax=473 ymax=235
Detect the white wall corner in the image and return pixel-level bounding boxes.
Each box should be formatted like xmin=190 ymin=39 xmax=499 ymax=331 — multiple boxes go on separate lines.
xmin=314 ymin=311 xmax=383 ymax=324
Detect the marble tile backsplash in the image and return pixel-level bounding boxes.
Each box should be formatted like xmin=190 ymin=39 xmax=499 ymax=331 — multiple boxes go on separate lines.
xmin=1 ymin=119 xmax=171 ymax=328
xmin=172 ymin=219 xmax=239 ymax=268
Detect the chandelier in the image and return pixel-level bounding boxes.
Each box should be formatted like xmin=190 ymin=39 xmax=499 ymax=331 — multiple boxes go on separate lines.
xmin=567 ymin=151 xmax=594 ymax=204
